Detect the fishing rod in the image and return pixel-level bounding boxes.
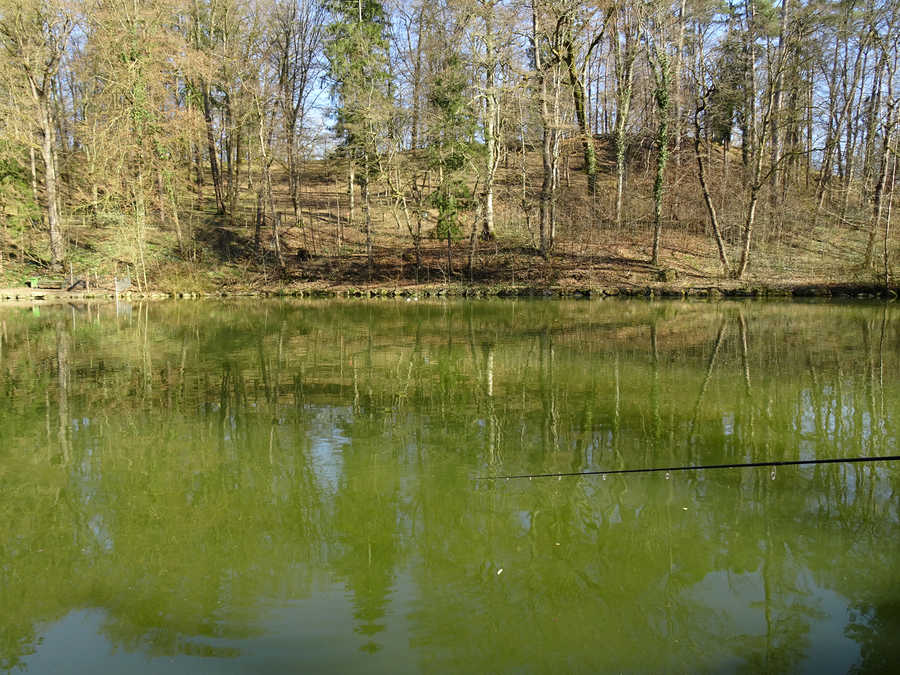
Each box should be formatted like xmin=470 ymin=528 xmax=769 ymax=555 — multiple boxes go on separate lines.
xmin=476 ymin=454 xmax=900 ymax=481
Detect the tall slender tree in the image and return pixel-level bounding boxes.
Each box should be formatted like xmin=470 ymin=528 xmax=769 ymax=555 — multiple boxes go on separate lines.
xmin=326 ymin=0 xmax=393 ymax=279
xmin=0 ymin=0 xmax=74 ymax=268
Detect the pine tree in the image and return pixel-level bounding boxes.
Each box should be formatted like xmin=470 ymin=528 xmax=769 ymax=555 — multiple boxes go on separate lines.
xmin=325 ymin=0 xmax=393 ymax=279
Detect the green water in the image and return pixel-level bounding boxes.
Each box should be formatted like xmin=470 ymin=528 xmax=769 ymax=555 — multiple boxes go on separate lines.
xmin=1 ymin=299 xmax=898 ymax=673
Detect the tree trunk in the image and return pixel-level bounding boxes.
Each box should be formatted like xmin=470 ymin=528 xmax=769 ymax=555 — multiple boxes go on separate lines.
xmin=533 ymin=5 xmax=553 ymax=258
xmin=255 ymin=190 xmax=263 ymax=251
xmin=865 ymin=123 xmax=893 ymax=269
xmin=273 ymin=212 xmax=285 ymax=270
xmin=446 ymin=225 xmax=452 ymax=278
xmin=411 ymin=6 xmax=423 ymax=150
xmin=29 ymin=145 xmax=39 ymax=204
xmin=362 ymin=169 xmax=373 ymax=279
xmin=884 ymin=154 xmax=896 ymax=287
xmin=538 ymin=106 xmax=553 ymax=258
xmin=229 ymin=128 xmax=242 ymax=218
xmin=671 ymin=0 xmax=687 ymax=155
xmin=736 ymin=185 xmax=760 ymax=279
xmin=163 ymin=170 xmax=184 ymax=255
xmin=865 ymin=48 xmax=897 ymax=270
xmin=651 ymin=53 xmax=670 ymax=267
xmin=613 ymin=28 xmax=635 ymax=228
xmin=483 ymin=12 xmax=498 ymax=239
xmin=768 ymin=0 xmax=790 ymax=215
xmin=742 ymin=0 xmax=757 ymax=177
xmin=861 ymin=60 xmax=885 ymax=202
xmin=348 ymin=160 xmax=356 ymax=227
xmin=224 ymin=91 xmax=235 ymax=206
xmin=814 ymin=19 xmax=866 ymax=225
xmin=694 ymin=103 xmax=730 ymax=276
xmin=736 ymin=53 xmax=778 ymax=279
xmin=202 ymin=87 xmax=226 ymax=214
xmin=36 ymin=94 xmax=64 ymax=268
xmin=469 ymin=201 xmax=483 ymax=282
xmin=288 ymin=142 xmax=300 ymax=220
xmin=563 ymin=39 xmax=598 ymax=196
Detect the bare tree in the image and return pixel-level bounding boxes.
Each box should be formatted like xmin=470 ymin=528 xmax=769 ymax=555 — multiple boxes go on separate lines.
xmin=612 ymin=1 xmax=638 ymax=228
xmin=272 ymin=0 xmax=325 ymax=221
xmin=0 ymin=0 xmax=74 ymax=268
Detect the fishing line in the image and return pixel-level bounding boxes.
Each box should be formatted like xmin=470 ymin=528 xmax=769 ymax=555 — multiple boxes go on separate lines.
xmin=476 ymin=454 xmax=900 ymax=481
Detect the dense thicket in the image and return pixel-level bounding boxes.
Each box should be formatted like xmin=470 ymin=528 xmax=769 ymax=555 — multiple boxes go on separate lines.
xmin=0 ymin=0 xmax=897 ymax=285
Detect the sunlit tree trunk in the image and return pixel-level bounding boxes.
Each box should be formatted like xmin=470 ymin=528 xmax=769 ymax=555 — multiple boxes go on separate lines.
xmin=36 ymin=93 xmax=65 ymax=267
xmin=532 ymin=2 xmax=554 ymax=258
xmin=694 ymin=91 xmax=730 ymax=276
xmin=1 ymin=3 xmax=74 ymax=268
xmin=613 ymin=9 xmax=637 ymax=228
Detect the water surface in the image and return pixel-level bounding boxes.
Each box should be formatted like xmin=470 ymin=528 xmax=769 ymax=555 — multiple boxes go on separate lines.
xmin=1 ymin=299 xmax=898 ymax=673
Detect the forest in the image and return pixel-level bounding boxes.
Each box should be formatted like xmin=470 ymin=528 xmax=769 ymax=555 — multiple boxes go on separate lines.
xmin=0 ymin=0 xmax=897 ymax=293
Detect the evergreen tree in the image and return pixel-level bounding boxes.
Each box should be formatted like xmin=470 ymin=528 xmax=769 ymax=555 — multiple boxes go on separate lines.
xmin=428 ymin=53 xmax=479 ymax=245
xmin=325 ymin=0 xmax=393 ymax=279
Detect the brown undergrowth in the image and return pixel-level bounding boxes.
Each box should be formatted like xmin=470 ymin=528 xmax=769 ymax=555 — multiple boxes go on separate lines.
xmin=1 ymin=142 xmax=895 ymax=296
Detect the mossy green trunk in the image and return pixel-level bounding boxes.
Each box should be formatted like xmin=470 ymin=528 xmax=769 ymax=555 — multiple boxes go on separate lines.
xmin=651 ymin=58 xmax=670 ymax=267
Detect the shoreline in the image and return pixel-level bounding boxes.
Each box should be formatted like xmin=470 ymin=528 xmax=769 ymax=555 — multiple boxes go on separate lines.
xmin=1 ymin=280 xmax=896 ymax=306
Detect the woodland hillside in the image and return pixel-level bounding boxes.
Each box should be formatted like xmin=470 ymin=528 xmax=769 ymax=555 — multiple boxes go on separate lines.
xmin=0 ymin=0 xmax=897 ymax=294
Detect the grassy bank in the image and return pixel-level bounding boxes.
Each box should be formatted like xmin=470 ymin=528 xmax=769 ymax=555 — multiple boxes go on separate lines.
xmin=2 ymin=149 xmax=897 ymax=300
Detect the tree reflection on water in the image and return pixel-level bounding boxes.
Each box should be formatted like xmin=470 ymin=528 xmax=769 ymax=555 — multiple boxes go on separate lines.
xmin=0 ymin=300 xmax=897 ymax=672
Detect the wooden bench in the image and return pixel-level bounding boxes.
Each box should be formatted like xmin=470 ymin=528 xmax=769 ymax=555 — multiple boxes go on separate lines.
xmin=26 ymin=278 xmax=63 ymax=289
xmin=26 ymin=278 xmax=87 ymax=291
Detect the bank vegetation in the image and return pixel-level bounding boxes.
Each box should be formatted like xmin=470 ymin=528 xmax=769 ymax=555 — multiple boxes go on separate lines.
xmin=0 ymin=0 xmax=897 ymax=294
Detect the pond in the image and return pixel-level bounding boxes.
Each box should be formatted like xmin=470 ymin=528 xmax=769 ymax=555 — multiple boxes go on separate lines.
xmin=1 ymin=299 xmax=898 ymax=673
